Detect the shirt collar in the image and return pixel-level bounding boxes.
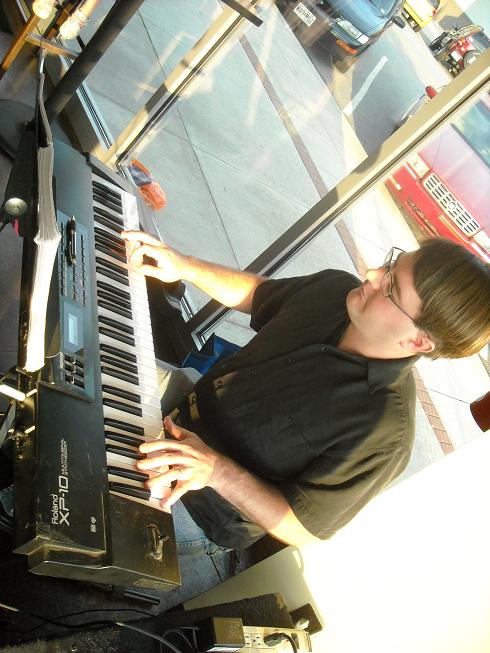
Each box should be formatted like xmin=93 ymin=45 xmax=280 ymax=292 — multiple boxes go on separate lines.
xmin=367 ymin=354 xmax=419 ymax=392
xmin=326 ymin=344 xmax=418 ymax=392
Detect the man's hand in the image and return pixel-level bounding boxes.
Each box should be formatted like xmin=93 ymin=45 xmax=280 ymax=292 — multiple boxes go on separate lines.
xmin=138 ymin=417 xmax=320 ymax=547
xmin=122 ymin=230 xmax=186 ymax=283
xmin=136 ymin=415 xmax=227 ymax=509
xmin=122 ymin=230 xmax=264 ymax=313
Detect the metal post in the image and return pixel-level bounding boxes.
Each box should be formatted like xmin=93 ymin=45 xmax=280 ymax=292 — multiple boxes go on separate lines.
xmin=45 ymin=0 xmax=145 ymax=121
xmin=98 ymin=0 xmax=261 ymax=164
xmin=0 ymin=13 xmax=40 ymax=80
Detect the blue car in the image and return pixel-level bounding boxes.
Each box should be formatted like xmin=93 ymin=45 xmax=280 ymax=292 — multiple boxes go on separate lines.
xmin=276 ymin=0 xmax=405 ymax=65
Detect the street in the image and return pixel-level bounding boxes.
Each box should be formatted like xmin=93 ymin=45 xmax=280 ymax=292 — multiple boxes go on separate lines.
xmin=292 ymin=17 xmax=451 ymax=153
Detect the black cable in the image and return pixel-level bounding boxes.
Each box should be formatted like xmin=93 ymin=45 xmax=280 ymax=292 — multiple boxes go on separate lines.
xmin=46 ymin=605 xmax=155 ymax=620
xmin=116 ymin=621 xmax=185 ymax=653
xmin=159 ymin=628 xmax=196 ymax=652
xmin=0 ymin=601 xmax=153 ymax=635
xmin=264 ymin=631 xmax=298 ymax=653
xmin=280 ymin=633 xmax=298 ymax=653
xmin=21 ymin=606 xmax=156 ymax=635
xmin=0 ymin=603 xmax=186 ymax=653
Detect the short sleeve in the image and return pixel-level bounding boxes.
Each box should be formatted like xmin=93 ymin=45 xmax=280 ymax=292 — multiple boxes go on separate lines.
xmin=277 ymin=445 xmax=411 ymax=539
xmin=250 ymin=271 xmax=348 ymax=333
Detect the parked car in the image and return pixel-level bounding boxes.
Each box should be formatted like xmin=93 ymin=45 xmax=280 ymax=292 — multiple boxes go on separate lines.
xmin=429 ymin=24 xmax=490 ymax=76
xmin=403 ymin=0 xmax=440 ymax=31
xmin=385 ymin=93 xmax=490 ymax=263
xmin=276 ymin=0 xmax=405 ymax=66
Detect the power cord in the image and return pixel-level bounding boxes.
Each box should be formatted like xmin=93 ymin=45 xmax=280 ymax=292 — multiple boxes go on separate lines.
xmin=1 ymin=601 xmax=198 ymax=653
xmin=264 ymin=631 xmax=298 ymax=653
xmin=160 ymin=627 xmax=199 ymax=652
xmin=116 ymin=621 xmax=191 ymax=653
xmin=0 ymin=601 xmax=152 ymax=634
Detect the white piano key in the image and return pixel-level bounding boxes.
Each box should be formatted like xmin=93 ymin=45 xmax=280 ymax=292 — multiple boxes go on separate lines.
xmin=105 ymin=431 xmax=146 ymax=449
xmin=104 ymin=420 xmax=163 ymax=443
xmin=98 ymin=332 xmax=158 ymax=363
xmin=100 ymin=372 xmax=161 ymax=408
xmin=103 ymin=404 xmax=162 ymax=434
xmin=109 ymin=489 xmax=166 ymax=512
xmin=107 ymin=460 xmax=169 ymax=503
xmin=102 ymin=389 xmax=163 ymax=420
xmin=99 ymin=351 xmax=161 ymax=382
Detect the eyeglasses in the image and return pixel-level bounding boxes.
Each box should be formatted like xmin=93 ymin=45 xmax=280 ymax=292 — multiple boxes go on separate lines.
xmin=381 ymin=247 xmax=416 ymax=323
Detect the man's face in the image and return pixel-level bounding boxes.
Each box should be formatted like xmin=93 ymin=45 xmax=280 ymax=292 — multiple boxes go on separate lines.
xmin=345 ymin=251 xmax=430 ymax=357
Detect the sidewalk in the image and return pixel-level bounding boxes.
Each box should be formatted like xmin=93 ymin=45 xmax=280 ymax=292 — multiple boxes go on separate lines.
xmin=39 ymin=1 xmax=490 ymax=478
xmin=119 ymin=3 xmax=487 ymax=472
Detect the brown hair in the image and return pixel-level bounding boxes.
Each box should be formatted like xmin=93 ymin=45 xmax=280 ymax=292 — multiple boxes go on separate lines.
xmin=413 ymin=238 xmax=490 ymax=359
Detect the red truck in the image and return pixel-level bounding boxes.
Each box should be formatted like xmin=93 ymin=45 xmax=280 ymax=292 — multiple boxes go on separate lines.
xmin=386 ymin=93 xmax=490 ymax=264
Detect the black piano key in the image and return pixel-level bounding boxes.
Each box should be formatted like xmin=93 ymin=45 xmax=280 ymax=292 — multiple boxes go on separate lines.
xmin=94 ymin=205 xmax=124 ymax=228
xmin=97 ymin=280 xmax=131 ymax=302
xmin=104 ymin=417 xmax=145 ymax=435
xmin=97 ymin=289 xmax=132 ymax=311
xmin=94 ymin=227 xmax=126 ymax=249
xmin=105 ymin=430 xmax=143 ymax=447
xmin=106 ymin=444 xmax=144 ymax=460
xmin=94 ymin=189 xmax=123 ymax=214
xmin=94 ymin=204 xmax=124 ymax=227
xmin=101 ymin=365 xmax=139 ymax=386
xmin=94 ymin=226 xmax=125 ymax=248
xmin=100 ymin=342 xmax=137 ymax=364
xmin=101 ymin=355 xmax=138 ymax=375
xmin=99 ymin=315 xmax=134 ymax=336
xmin=98 ymin=299 xmax=133 ymax=321
xmin=108 ymin=465 xmax=149 ymax=483
xmin=93 ymin=182 xmax=123 ymax=206
xmin=103 ymin=385 xmax=141 ymax=403
xmin=96 ymin=266 xmax=130 ymax=287
xmin=93 ymin=180 xmax=123 ymax=204
xmin=95 ymin=256 xmax=129 ymax=278
xmin=100 ymin=365 xmax=139 ymax=387
xmin=93 ymin=211 xmax=122 ymax=234
xmin=103 ymin=397 xmax=142 ymax=417
xmin=95 ymin=242 xmax=127 ymax=264
xmin=99 ymin=327 xmax=135 ymax=347
xmin=109 ymin=482 xmax=151 ymax=501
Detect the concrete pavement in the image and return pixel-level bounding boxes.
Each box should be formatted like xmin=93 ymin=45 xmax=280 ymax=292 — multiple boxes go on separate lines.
xmin=47 ymin=1 xmax=490 ymax=491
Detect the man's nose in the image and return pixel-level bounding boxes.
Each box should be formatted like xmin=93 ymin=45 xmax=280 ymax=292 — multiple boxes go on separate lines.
xmin=365 ymin=267 xmax=385 ymax=289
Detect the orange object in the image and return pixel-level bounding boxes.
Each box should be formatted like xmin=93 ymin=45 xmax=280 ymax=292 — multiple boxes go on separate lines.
xmin=129 ymin=159 xmax=167 ymax=211
xmin=139 ymin=182 xmax=167 ymax=211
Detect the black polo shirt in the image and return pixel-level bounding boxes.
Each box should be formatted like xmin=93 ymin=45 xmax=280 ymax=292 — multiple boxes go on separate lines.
xmin=180 ymin=269 xmax=417 ymax=549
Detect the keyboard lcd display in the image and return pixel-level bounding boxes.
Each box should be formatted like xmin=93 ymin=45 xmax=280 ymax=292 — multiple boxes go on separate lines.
xmin=63 ymin=303 xmax=84 ymax=353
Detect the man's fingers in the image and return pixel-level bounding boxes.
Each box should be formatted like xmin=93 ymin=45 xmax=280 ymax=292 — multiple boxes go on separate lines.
xmin=128 ymin=243 xmax=161 ymax=265
xmin=146 ymin=466 xmax=182 ymax=489
xmin=122 ymin=230 xmax=163 ymax=246
xmin=136 ymin=264 xmax=163 ymax=278
xmin=137 ymin=453 xmax=192 ymax=470
xmin=149 ymin=485 xmax=172 ymax=503
xmin=139 ymin=438 xmax=193 ymax=455
xmin=162 ymin=483 xmax=189 ymax=510
xmin=163 ymin=415 xmax=188 ymax=440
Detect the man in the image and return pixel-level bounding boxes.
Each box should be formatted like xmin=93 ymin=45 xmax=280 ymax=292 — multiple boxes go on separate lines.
xmin=122 ymin=231 xmax=490 ymax=551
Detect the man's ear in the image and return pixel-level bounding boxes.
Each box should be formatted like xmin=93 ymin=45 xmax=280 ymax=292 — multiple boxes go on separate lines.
xmin=401 ymin=331 xmax=435 ymax=354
